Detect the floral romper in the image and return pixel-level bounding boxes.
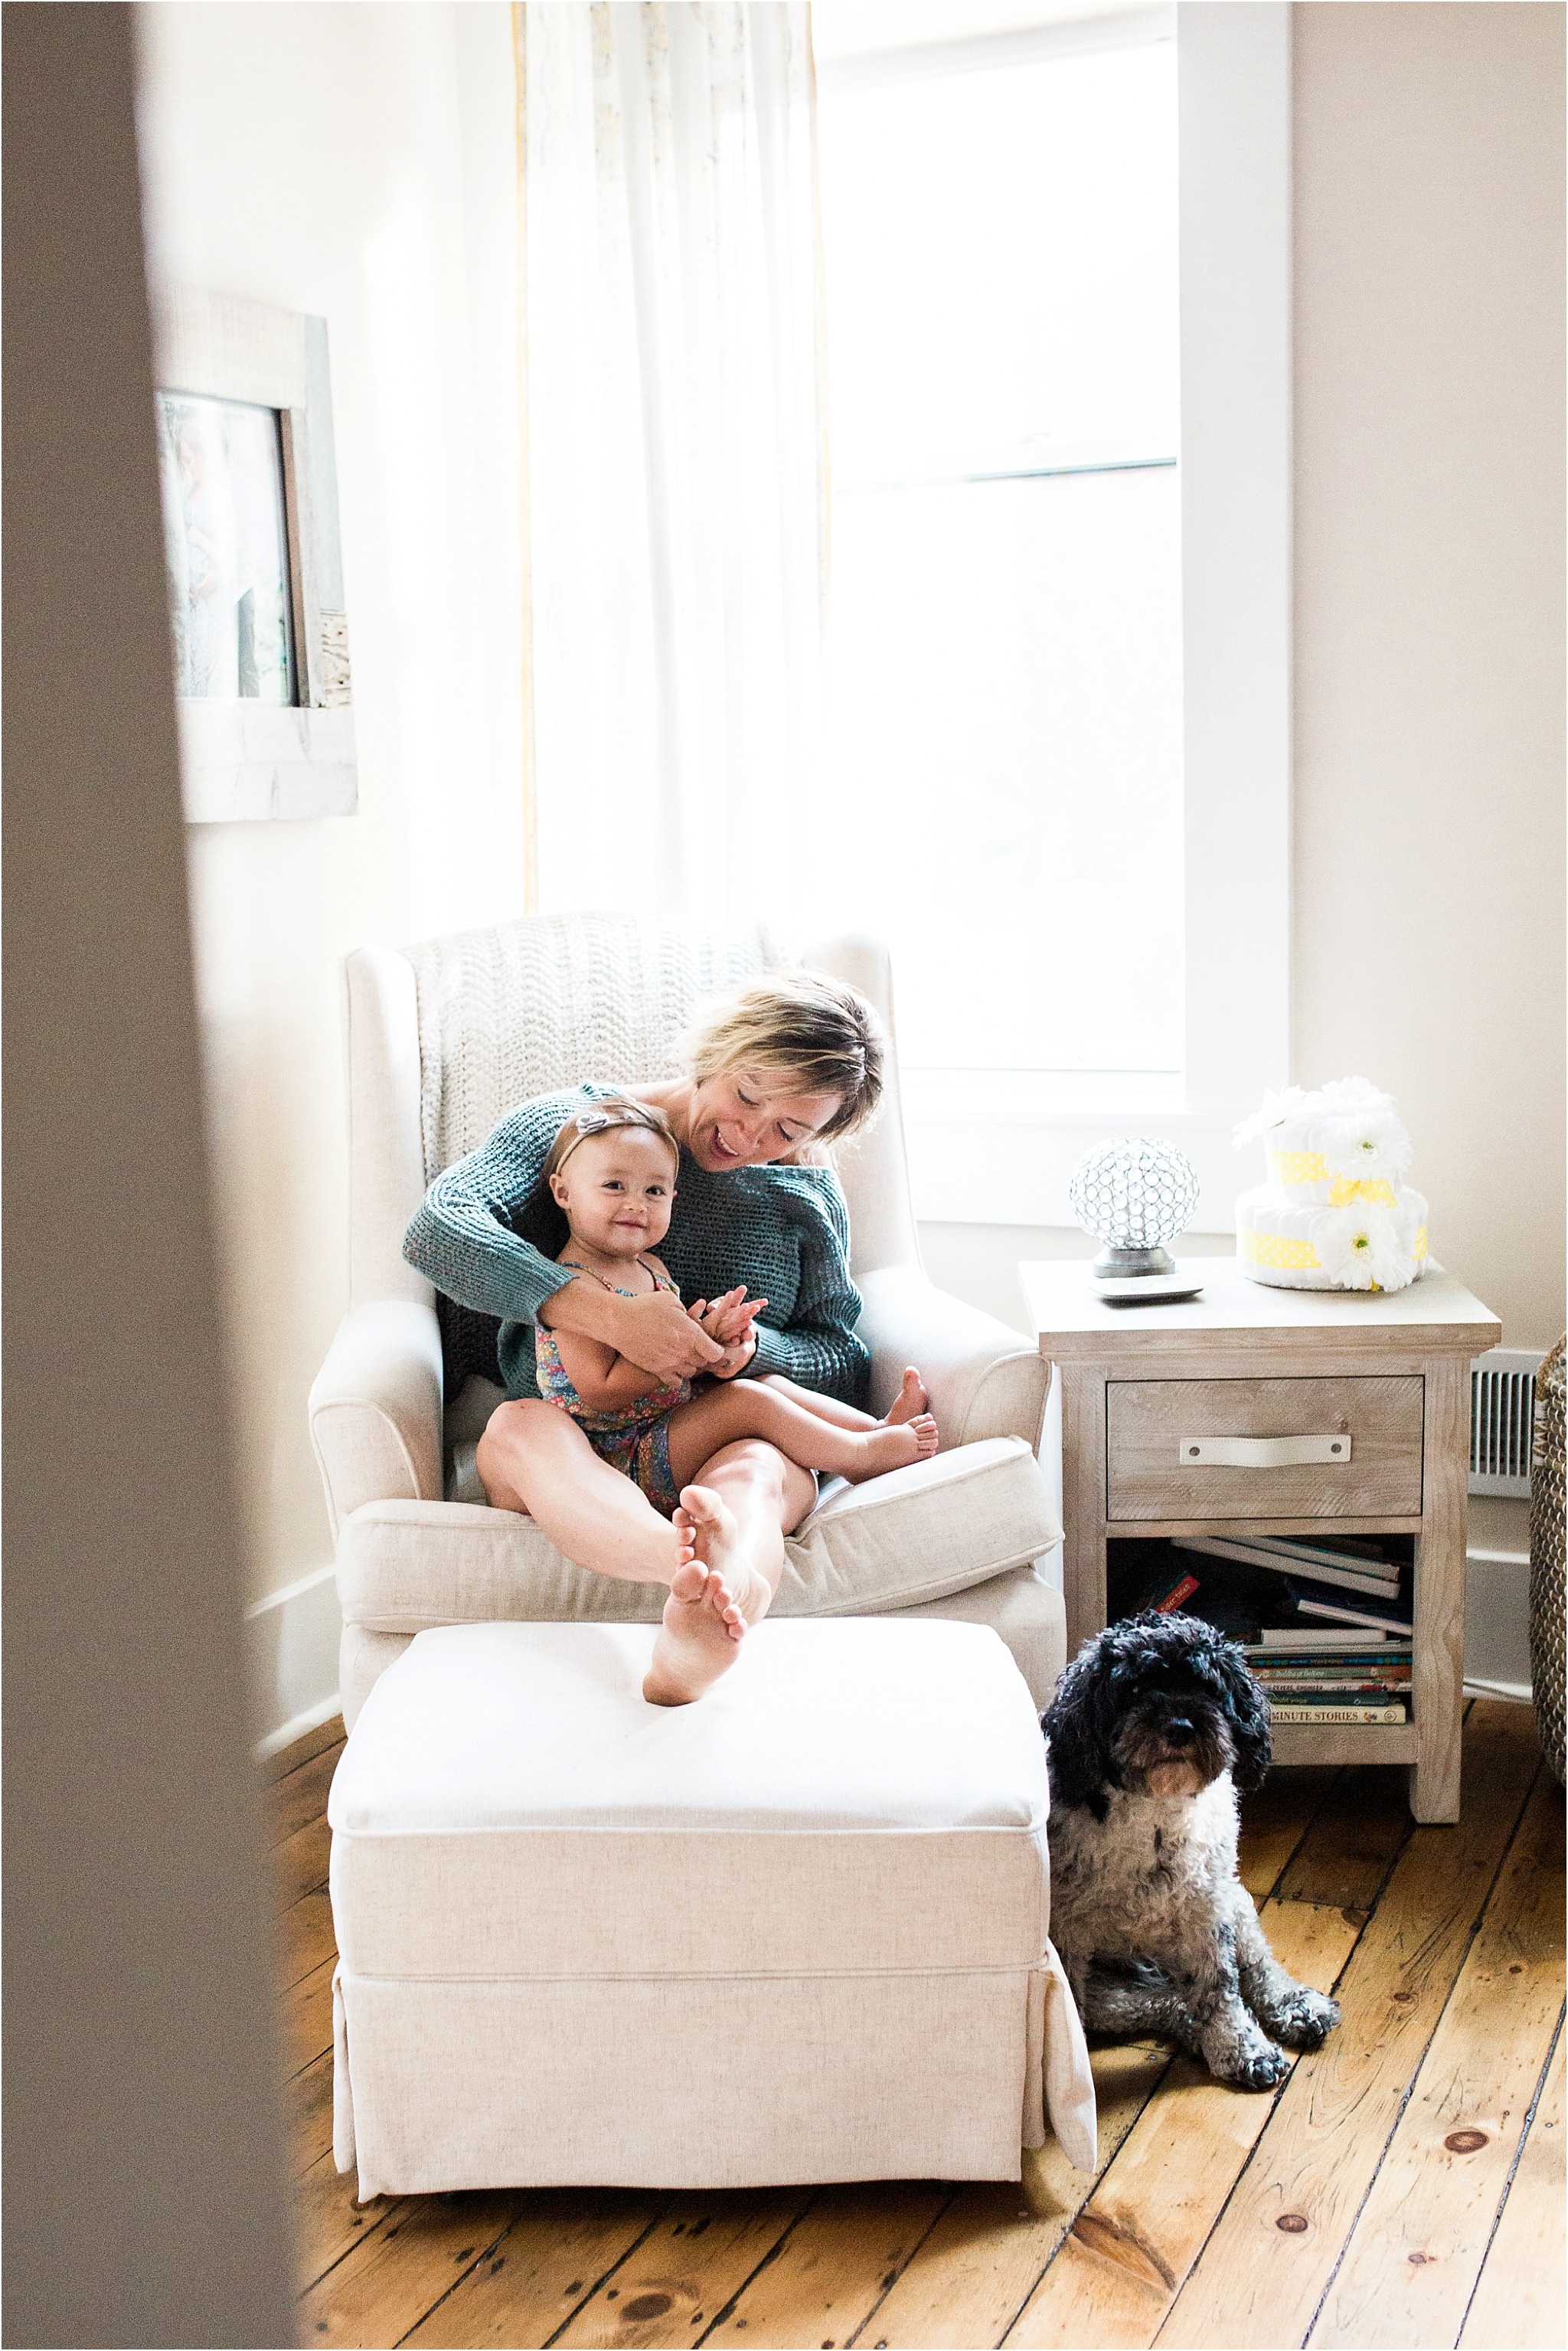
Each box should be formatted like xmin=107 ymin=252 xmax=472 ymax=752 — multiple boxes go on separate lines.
xmin=534 ymin=1260 xmax=692 ymax=1519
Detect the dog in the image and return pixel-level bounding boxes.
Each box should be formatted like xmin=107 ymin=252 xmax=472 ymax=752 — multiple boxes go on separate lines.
xmin=1042 ymin=1610 xmax=1340 ymax=2089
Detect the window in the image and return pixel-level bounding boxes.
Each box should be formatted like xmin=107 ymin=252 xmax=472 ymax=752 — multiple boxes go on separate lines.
xmin=808 ymin=4 xmax=1292 ymax=1228
xmin=813 ymin=25 xmax=1183 ymax=1095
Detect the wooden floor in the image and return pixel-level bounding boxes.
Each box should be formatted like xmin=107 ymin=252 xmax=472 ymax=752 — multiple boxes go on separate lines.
xmin=272 ymin=1701 xmax=1565 ymax=2351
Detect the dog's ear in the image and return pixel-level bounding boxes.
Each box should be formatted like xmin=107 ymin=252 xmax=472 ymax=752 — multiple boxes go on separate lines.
xmin=1041 ymin=1647 xmax=1112 ymax=1821
xmin=1213 ymin=1642 xmax=1273 ymax=1793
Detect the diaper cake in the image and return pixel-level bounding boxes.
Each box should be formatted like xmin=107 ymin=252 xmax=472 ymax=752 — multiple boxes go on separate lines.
xmin=1234 ymin=1077 xmax=1429 ymax=1292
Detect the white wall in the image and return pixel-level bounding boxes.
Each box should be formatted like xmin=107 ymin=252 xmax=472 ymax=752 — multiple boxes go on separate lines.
xmin=135 ymin=2 xmax=524 ymax=1730
xmin=1292 ymin=0 xmax=1565 ymax=1355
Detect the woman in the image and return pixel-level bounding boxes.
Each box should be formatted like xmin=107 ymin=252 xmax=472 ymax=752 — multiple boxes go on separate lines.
xmin=401 ymin=971 xmax=893 ymax=1700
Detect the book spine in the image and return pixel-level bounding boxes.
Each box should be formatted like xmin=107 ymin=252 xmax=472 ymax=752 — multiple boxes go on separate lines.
xmin=1153 ymin=1573 xmax=1200 ymax=1614
xmin=1256 ymin=1680 xmax=1412 ymax=1694
xmin=1267 ymin=1703 xmax=1409 ymax=1725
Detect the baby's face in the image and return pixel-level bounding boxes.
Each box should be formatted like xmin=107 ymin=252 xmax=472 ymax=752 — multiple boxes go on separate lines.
xmin=550 ymin=1127 xmax=678 ymax=1259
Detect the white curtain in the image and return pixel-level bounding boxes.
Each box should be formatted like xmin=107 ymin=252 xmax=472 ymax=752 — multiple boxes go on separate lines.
xmin=521 ymin=2 xmax=823 ymax=922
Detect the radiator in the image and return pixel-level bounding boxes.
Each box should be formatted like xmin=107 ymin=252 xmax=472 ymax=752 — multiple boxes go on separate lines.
xmin=1469 ymin=1349 xmax=1539 ymax=1499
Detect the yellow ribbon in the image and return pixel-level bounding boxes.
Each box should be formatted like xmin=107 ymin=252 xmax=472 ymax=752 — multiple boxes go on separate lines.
xmin=1327 ymin=1176 xmax=1398 ymax=1209
xmin=1266 ymin=1149 xmax=1398 ymax=1208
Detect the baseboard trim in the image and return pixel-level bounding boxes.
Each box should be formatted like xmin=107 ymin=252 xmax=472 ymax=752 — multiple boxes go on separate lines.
xmin=255 ymin=1690 xmax=345 ymax=1761
xmin=247 ymin=1559 xmax=341 ymax=1748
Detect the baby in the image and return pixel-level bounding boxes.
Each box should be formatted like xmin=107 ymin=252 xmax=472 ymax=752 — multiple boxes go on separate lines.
xmin=534 ymin=1099 xmax=938 ymax=1702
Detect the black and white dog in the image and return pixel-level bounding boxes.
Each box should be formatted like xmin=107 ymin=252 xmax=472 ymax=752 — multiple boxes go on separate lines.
xmin=1043 ymin=1611 xmax=1339 ymax=2089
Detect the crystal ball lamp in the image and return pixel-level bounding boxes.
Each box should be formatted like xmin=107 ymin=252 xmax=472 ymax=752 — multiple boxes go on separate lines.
xmin=1068 ymin=1138 xmax=1201 ymax=1280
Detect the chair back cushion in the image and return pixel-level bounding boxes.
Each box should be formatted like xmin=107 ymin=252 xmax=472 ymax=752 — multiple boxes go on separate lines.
xmin=403 ymin=912 xmax=787 ymax=1183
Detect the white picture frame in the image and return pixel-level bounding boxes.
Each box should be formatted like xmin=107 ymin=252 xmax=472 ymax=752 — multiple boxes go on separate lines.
xmin=154 ymin=285 xmax=357 ymax=822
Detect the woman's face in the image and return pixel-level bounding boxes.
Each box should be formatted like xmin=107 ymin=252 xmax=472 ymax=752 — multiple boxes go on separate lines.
xmin=683 ymin=1068 xmax=844 ymax=1173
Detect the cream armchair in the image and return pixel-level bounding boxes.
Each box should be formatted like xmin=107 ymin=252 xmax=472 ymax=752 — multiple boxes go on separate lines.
xmin=309 ymin=915 xmax=1066 ymax=1725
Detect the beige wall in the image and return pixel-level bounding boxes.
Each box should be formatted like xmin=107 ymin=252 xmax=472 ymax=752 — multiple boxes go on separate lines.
xmin=1292 ymin=0 xmax=1566 ymax=1351
xmin=5 ymin=5 xmax=292 ymax=2335
xmin=135 ymin=3 xmax=525 ymax=1666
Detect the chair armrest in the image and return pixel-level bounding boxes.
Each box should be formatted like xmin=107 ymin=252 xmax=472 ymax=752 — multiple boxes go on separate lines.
xmin=308 ymin=1300 xmax=444 ymax=1538
xmin=855 ymin=1264 xmax=1050 ymax=1452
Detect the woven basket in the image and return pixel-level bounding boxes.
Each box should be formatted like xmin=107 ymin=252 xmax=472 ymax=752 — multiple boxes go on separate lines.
xmin=1529 ymin=1335 xmax=1566 ymax=1785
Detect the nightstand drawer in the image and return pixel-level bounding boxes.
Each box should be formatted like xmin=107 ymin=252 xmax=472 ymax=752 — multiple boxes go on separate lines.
xmin=1106 ymin=1375 xmax=1425 ymax=1521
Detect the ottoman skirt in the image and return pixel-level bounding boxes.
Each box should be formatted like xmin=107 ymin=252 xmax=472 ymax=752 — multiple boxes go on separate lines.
xmin=328 ymin=1620 xmax=1095 ymax=2196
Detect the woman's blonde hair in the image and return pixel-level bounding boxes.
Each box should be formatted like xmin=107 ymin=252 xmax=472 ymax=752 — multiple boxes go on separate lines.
xmin=681 ymin=971 xmax=884 ymax=1141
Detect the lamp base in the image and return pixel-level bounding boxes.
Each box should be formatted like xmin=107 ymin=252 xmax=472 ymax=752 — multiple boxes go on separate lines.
xmin=1091 ymin=1244 xmax=1177 ymax=1280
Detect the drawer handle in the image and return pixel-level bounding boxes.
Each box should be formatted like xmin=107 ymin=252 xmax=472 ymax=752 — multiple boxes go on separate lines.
xmin=1179 ymin=1434 xmax=1353 ymax=1467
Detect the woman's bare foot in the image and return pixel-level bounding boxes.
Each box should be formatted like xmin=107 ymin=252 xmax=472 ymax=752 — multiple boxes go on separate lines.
xmin=644 ymin=1551 xmax=746 ymax=1707
xmin=844 ymin=1414 xmax=939 ymax=1482
xmin=675 ymin=1483 xmax=775 ymax=1629
xmin=881 ymin=1367 xmax=930 ymax=1426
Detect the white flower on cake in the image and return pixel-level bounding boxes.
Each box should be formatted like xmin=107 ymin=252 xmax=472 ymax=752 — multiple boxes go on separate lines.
xmin=1313 ymin=1205 xmax=1419 ymax=1292
xmin=1232 ymin=1087 xmax=1311 ymax=1150
xmin=1306 ymin=1077 xmax=1413 ymax=1181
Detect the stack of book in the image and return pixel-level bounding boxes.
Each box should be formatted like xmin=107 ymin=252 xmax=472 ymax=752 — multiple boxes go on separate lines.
xmin=1135 ymin=1532 xmax=1413 ymax=1725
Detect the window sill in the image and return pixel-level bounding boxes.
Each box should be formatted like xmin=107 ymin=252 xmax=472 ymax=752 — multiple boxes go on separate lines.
xmin=900 ymin=1089 xmax=1246 ymax=1229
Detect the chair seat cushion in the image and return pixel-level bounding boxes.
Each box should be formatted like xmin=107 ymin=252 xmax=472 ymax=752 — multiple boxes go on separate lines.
xmin=328 ymin=1618 xmax=1050 ymax=1980
xmin=336 ymin=1434 xmax=1058 ymax=1633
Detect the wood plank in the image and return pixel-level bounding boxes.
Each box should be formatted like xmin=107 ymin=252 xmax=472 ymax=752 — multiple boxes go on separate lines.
xmin=292 ymin=2150 xmax=400 ymax=2294
xmin=288 ymin=2049 xmax=336 ymax=2177
xmin=855 ymin=2042 xmax=1172 ymax=2351
xmin=400 ymin=2190 xmax=671 ymax=2349
xmin=299 ymin=2190 xmax=524 ymax=2349
xmin=1236 ymin=1768 xmax=1338 ymax=1900
xmin=276 ymin=1814 xmax=332 ymax=1912
xmin=1061 ymin=1361 xmax=1110 ymax=1654
xmin=1309 ymin=1772 xmax=1566 ymax=2347
xmin=1459 ymin=2025 xmax=1566 ymax=2349
xmin=1001 ymin=1899 xmax=1356 ymax=2349
xmin=1155 ymin=1700 xmax=1540 ymax=2350
xmin=1093 ymin=1519 xmax=1425 ymax=1542
xmin=266 ymin=1711 xmax=345 ymax=1781
xmin=1274 ymin=1764 xmax=1413 ymax=1915
xmin=271 ymin=1738 xmax=345 ymax=1846
xmin=1410 ymin=1355 xmax=1468 ymax=1822
xmin=1269 ymin=1725 xmax=1419 ymax=1769
xmin=700 ymin=2180 xmax=950 ymax=2349
xmin=284 ymin=1956 xmax=336 ymax=2081
xmin=553 ymin=2189 xmax=810 ymax=2347
xmin=279 ymin=1887 xmax=337 ymax=1995
xmin=1021 ymin=1259 xmax=1499 ymax=1359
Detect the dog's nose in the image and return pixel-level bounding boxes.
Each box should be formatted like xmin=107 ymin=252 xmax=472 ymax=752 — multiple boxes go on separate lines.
xmin=1166 ymin=1717 xmax=1195 ymax=1745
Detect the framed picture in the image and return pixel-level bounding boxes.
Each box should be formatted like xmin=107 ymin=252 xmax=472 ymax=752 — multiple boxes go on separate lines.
xmin=154 ymin=285 xmax=357 ymax=821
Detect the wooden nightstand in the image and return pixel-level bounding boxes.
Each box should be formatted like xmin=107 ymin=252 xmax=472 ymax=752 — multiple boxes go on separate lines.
xmin=1021 ymin=1257 xmax=1501 ymax=1822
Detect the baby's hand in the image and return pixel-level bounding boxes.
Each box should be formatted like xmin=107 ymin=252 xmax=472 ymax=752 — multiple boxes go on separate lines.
xmin=684 ymin=1289 xmax=764 ymax=1378
xmin=689 ymin=1287 xmax=765 ymax=1346
xmin=710 ymin=1321 xmax=760 ymax=1380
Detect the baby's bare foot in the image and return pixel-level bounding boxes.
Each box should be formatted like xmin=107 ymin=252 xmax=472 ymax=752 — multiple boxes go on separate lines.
xmin=847 ymin=1414 xmax=940 ymax=1483
xmin=882 ymin=1367 xmax=930 ymax=1426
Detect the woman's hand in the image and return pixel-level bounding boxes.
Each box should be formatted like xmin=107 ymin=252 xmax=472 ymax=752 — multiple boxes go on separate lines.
xmin=544 ymin=1274 xmax=724 ymax=1385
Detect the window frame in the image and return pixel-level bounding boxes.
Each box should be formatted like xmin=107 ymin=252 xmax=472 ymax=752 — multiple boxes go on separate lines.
xmin=822 ymin=2 xmax=1293 ymax=1232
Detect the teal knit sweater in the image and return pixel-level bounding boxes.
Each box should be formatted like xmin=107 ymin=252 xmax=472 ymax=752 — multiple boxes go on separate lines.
xmin=402 ymin=1081 xmax=870 ymax=1405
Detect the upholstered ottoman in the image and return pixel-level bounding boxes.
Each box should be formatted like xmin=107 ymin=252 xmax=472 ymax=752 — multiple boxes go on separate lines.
xmin=328 ymin=1618 xmax=1095 ymax=2199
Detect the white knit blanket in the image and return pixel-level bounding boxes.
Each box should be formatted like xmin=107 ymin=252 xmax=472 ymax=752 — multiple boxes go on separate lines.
xmin=404 ymin=911 xmax=789 ymax=1181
